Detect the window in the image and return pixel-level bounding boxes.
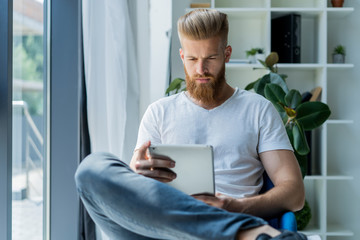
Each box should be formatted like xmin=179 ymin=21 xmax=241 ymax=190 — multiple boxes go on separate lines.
xmin=12 ymin=0 xmax=48 ymax=239
xmin=1 ymin=0 xmax=81 ymax=239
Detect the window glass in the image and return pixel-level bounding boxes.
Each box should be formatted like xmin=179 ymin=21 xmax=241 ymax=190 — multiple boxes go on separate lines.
xmin=12 ymin=0 xmax=47 ymax=239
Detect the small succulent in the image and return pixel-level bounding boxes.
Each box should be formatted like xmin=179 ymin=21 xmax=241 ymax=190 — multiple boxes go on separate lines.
xmin=333 ymin=45 xmax=346 ymax=55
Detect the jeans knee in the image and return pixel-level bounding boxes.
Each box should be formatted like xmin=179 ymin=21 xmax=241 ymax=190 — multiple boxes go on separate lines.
xmin=75 ymin=152 xmax=122 ymax=194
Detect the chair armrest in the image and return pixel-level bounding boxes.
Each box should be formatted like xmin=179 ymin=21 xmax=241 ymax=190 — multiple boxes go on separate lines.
xmin=279 ymin=211 xmax=297 ymax=232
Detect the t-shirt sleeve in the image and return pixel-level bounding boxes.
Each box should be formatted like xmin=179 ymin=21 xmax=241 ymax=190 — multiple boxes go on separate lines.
xmin=135 ymin=104 xmax=162 ymax=149
xmin=257 ymin=101 xmax=293 ymax=153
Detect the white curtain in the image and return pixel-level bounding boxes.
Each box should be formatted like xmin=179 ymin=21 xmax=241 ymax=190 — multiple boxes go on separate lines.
xmin=82 ymin=0 xmax=139 ymax=165
xmin=82 ymin=1 xmax=139 ymax=239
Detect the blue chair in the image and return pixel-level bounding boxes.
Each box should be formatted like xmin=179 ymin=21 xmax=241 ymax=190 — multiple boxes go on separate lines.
xmin=260 ymin=172 xmax=297 ymax=231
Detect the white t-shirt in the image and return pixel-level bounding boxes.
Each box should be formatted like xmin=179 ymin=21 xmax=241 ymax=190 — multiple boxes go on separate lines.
xmin=136 ymin=88 xmax=293 ymax=198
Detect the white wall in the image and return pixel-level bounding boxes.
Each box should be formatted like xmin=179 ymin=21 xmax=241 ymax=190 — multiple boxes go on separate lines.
xmin=133 ymin=0 xmax=150 ymax=117
xmin=171 ymin=0 xmax=191 ymax=81
xmin=149 ymin=0 xmax=172 ymax=112
xmin=135 ymin=0 xmax=172 ymax=117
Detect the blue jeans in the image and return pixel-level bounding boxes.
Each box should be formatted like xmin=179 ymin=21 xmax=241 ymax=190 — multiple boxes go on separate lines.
xmin=75 ymin=152 xmax=267 ymax=240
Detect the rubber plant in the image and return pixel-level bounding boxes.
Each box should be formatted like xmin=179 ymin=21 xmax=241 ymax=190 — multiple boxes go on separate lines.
xmin=245 ymin=52 xmax=331 ymax=177
xmin=245 ymin=52 xmax=331 ymax=230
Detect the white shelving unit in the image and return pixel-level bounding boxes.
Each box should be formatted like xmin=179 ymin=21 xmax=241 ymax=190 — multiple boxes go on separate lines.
xmin=182 ymin=1 xmax=356 ymax=239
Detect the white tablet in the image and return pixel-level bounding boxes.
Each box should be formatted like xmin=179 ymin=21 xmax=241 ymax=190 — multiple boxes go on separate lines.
xmin=148 ymin=144 xmax=214 ymax=195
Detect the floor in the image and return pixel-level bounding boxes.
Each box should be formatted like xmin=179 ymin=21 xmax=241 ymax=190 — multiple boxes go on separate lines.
xmin=12 ymin=199 xmax=43 ymax=240
xmin=12 ymin=169 xmax=43 ymax=240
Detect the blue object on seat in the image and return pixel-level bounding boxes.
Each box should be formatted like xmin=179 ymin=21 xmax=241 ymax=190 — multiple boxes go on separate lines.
xmin=260 ymin=172 xmax=297 ymax=232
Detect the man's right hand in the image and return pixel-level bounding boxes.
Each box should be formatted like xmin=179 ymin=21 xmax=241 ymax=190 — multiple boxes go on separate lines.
xmin=130 ymin=141 xmax=177 ymax=183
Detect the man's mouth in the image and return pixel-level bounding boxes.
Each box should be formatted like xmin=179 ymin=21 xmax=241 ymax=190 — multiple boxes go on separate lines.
xmin=196 ymin=78 xmax=210 ymax=83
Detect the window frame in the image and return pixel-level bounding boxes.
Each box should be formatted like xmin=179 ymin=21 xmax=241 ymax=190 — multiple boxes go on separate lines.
xmin=0 ymin=0 xmax=13 ymax=239
xmin=49 ymin=0 xmax=82 ymax=239
xmin=0 ymin=0 xmax=82 ymax=239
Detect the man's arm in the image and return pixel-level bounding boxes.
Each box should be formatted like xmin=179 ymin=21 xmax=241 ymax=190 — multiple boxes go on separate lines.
xmin=194 ymin=149 xmax=305 ymax=219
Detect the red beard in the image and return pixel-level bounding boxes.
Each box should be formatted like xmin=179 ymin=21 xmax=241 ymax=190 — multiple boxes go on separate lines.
xmin=185 ymin=64 xmax=226 ymax=106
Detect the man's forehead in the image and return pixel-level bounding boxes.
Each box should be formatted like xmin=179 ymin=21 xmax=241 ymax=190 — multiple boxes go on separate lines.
xmin=181 ymin=37 xmax=224 ymax=55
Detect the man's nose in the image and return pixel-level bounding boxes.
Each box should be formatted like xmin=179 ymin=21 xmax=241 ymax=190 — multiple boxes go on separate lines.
xmin=196 ymin=60 xmax=207 ymax=75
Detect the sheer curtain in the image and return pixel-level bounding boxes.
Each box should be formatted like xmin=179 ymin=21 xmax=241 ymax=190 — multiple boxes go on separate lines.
xmin=82 ymin=1 xmax=139 ymax=238
xmin=82 ymin=0 xmax=139 ymax=162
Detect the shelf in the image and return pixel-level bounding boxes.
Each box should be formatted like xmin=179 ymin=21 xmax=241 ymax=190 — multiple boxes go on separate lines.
xmin=226 ymin=63 xmax=263 ymax=69
xmin=219 ymin=9 xmax=268 ymax=18
xmin=183 ymin=3 xmax=358 ymax=239
xmin=226 ymin=63 xmax=327 ymax=70
xmin=304 ymin=175 xmax=353 ymax=180
xmin=271 ymin=8 xmax=323 ymax=18
xmin=271 ymin=0 xmax=324 ymax=8
xmin=326 ymin=63 xmax=354 ymax=69
xmin=299 ymin=225 xmax=322 ymax=236
xmin=326 ymin=175 xmax=354 ymax=180
xmin=277 ymin=63 xmax=324 ymax=70
xmin=326 ymin=225 xmax=354 ymax=236
xmin=326 ymin=119 xmax=354 ymax=124
xmin=214 ymin=0 xmax=267 ymax=9
xmin=305 ymin=175 xmax=324 ymax=180
xmin=214 ymin=8 xmax=268 ymax=12
xmin=327 ymin=7 xmax=354 ymax=18
xmin=191 ymin=8 xmax=268 ymax=18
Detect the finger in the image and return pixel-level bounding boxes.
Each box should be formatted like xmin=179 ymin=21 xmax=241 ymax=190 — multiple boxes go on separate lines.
xmin=215 ymin=193 xmax=227 ymax=199
xmin=151 ymin=177 xmax=174 ymax=183
xmin=137 ymin=158 xmax=175 ymax=169
xmin=192 ymin=194 xmax=214 ymax=200
xmin=137 ymin=168 xmax=177 ymax=181
xmin=192 ymin=196 xmax=217 ymax=206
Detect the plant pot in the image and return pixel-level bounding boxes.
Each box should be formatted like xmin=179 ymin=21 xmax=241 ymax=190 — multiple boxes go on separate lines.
xmin=333 ymin=54 xmax=345 ymax=63
xmin=248 ymin=55 xmax=256 ymax=64
xmin=331 ymin=0 xmax=344 ymax=7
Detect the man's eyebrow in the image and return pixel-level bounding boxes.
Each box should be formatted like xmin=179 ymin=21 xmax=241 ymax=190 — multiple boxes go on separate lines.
xmin=207 ymin=53 xmax=220 ymax=57
xmin=185 ymin=53 xmax=220 ymax=58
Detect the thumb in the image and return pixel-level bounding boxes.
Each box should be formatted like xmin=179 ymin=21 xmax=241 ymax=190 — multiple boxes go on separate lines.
xmin=138 ymin=140 xmax=151 ymax=157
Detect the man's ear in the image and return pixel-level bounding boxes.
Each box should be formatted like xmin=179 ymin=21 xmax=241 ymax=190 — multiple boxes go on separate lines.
xmin=224 ymin=45 xmax=232 ymax=63
xmin=179 ymin=48 xmax=185 ymax=64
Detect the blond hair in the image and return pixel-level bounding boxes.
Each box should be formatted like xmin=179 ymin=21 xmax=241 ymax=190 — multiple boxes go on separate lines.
xmin=177 ymin=9 xmax=229 ymax=47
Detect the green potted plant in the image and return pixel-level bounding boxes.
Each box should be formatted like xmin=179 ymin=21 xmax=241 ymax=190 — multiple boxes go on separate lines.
xmin=246 ymin=48 xmax=264 ymax=64
xmin=245 ymin=52 xmax=331 ymax=230
xmin=333 ymin=45 xmax=346 ymax=63
xmin=245 ymin=52 xmax=331 ymax=176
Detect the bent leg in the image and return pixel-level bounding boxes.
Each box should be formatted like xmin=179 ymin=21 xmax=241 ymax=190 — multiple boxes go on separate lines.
xmin=75 ymin=152 xmax=266 ymax=240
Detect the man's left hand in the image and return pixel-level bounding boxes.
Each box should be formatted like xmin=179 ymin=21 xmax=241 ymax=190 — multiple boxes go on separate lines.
xmin=192 ymin=193 xmax=234 ymax=210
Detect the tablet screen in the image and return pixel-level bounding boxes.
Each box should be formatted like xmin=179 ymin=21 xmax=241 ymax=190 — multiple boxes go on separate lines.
xmin=149 ymin=144 xmax=214 ymax=195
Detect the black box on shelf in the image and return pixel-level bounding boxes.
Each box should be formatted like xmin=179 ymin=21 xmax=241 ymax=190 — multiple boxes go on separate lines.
xmin=271 ymin=13 xmax=301 ymax=63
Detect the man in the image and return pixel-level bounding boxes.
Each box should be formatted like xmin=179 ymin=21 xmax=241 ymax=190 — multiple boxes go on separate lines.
xmin=75 ymin=9 xmax=307 ymax=240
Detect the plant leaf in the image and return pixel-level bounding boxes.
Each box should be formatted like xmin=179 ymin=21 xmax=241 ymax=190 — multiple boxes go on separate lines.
xmin=292 ymin=121 xmax=310 ymax=155
xmin=258 ymin=59 xmax=268 ymax=68
xmin=254 ymin=74 xmax=270 ymax=96
xmin=280 ymin=74 xmax=288 ymax=81
xmin=269 ymin=72 xmax=289 ymax=93
xmin=295 ymin=151 xmax=308 ymax=178
xmin=296 ymin=102 xmax=331 ymax=130
xmin=245 ymin=78 xmax=260 ymax=91
xmin=165 ymin=78 xmax=185 ymax=94
xmin=279 ymin=111 xmax=288 ymax=124
xmin=264 ymin=84 xmax=286 ymax=111
xmin=285 ymin=89 xmax=302 ymax=109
